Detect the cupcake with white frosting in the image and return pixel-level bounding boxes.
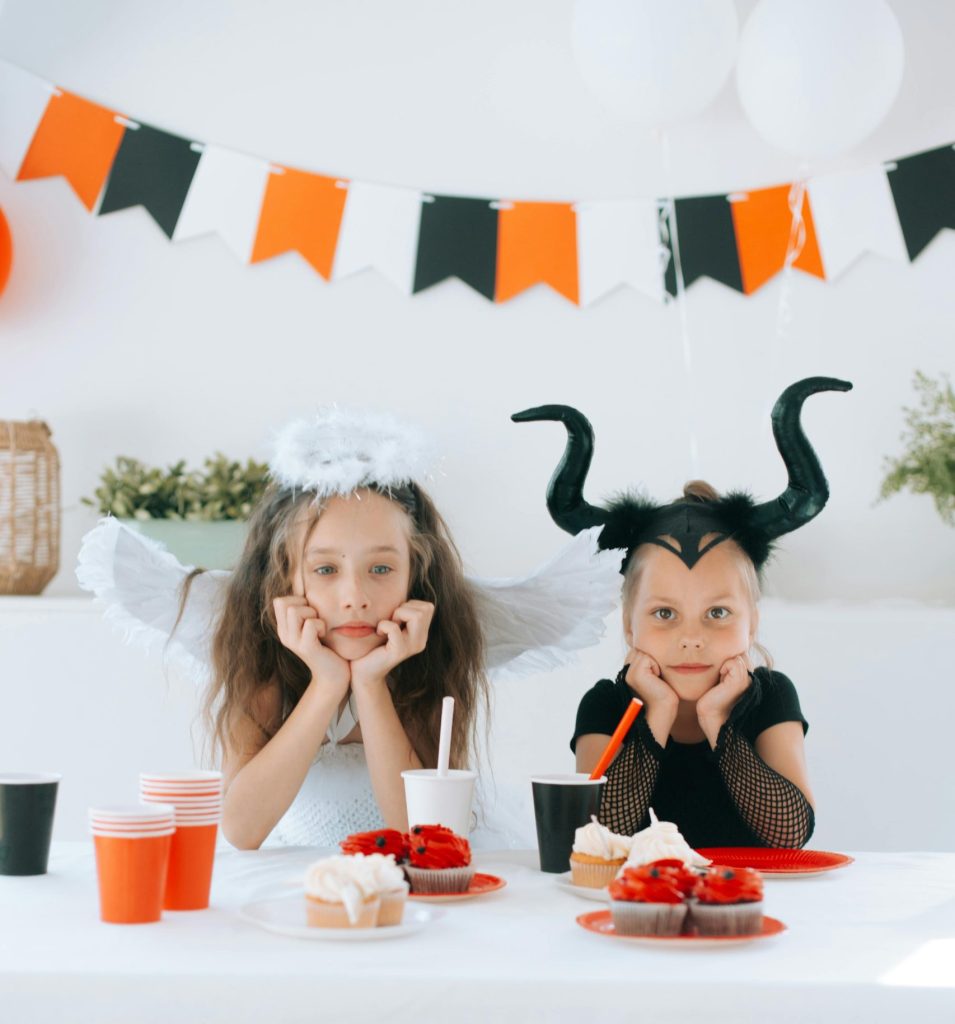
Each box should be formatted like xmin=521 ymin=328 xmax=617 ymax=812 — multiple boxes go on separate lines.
xmin=617 ymin=809 xmax=711 ymax=878
xmin=359 ymin=852 xmax=409 ymax=926
xmin=569 ymin=816 xmax=632 ymax=888
xmin=304 ymin=855 xmax=381 ymax=929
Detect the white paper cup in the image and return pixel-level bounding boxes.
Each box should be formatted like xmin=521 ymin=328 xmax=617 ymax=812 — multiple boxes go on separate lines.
xmin=401 ymin=769 xmax=477 ymax=836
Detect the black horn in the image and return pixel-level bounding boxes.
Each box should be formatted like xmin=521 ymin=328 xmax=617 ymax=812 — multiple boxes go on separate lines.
xmin=750 ymin=376 xmax=853 ymax=540
xmin=511 ymin=404 xmax=607 ymax=535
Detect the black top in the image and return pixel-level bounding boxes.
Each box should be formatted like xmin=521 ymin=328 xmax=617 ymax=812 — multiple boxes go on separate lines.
xmin=570 ymin=668 xmax=809 ymax=848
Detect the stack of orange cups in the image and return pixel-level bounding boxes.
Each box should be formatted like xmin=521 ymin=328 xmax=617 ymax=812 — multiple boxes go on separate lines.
xmin=89 ymin=804 xmax=175 ymax=924
xmin=139 ymin=771 xmax=223 ymax=911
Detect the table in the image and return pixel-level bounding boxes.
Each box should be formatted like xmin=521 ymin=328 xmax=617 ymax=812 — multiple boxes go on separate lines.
xmin=2 ymin=845 xmax=953 ymax=1023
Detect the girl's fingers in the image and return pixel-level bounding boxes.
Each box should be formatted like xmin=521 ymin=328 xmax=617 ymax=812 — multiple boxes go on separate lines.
xmin=395 ymin=606 xmax=433 ymax=650
xmin=302 ymin=618 xmax=322 ymax=647
xmin=377 ymin=619 xmax=402 ymax=646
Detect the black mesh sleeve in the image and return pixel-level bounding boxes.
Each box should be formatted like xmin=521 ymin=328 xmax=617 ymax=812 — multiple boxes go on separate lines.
xmin=714 ymin=676 xmax=815 ymax=848
xmin=596 ymin=713 xmax=664 ymax=836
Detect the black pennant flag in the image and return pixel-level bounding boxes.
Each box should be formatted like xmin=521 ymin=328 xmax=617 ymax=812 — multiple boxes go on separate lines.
xmin=662 ymin=194 xmax=743 ymax=297
xmin=99 ymin=122 xmax=202 ymax=238
xmin=413 ymin=195 xmax=498 ymax=299
xmin=887 ymin=145 xmax=955 ymax=261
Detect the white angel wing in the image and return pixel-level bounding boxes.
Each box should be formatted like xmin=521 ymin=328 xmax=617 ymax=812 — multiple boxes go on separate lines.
xmin=75 ymin=518 xmax=229 ymax=684
xmin=468 ymin=526 xmax=623 ymax=681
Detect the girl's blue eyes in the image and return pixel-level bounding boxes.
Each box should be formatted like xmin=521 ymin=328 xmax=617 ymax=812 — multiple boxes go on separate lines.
xmin=650 ymin=607 xmax=731 ymax=621
xmin=312 ymin=565 xmax=393 ymax=577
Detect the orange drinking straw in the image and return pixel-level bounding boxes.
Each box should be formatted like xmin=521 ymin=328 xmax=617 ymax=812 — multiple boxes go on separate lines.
xmin=590 ymin=698 xmax=643 ymax=781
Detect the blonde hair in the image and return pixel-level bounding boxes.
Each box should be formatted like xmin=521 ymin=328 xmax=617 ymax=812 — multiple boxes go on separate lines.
xmin=190 ymin=482 xmax=489 ymax=769
xmin=621 ymin=480 xmax=773 ymax=668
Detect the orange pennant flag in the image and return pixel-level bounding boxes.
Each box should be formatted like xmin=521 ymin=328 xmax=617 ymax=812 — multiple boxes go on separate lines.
xmin=251 ymin=167 xmax=347 ymax=280
xmin=729 ymin=184 xmax=825 ymax=295
xmin=495 ymin=201 xmax=579 ymax=304
xmin=17 ymin=90 xmax=126 ymax=211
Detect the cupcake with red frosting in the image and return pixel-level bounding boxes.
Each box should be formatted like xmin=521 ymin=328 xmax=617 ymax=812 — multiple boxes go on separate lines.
xmin=690 ymin=866 xmax=764 ymax=936
xmin=608 ymin=861 xmax=689 ymax=936
xmin=340 ymin=828 xmax=409 ymax=862
xmin=404 ymin=824 xmax=474 ymax=894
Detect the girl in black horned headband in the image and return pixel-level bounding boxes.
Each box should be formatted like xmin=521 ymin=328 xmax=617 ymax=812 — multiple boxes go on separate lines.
xmin=513 ymin=377 xmax=851 ymax=849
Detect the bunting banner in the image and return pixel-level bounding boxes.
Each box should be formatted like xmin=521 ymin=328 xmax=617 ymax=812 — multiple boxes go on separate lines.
xmin=3 ymin=58 xmax=955 ymax=307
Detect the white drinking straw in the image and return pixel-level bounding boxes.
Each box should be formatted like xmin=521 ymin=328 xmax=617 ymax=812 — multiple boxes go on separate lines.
xmin=437 ymin=696 xmax=454 ymax=777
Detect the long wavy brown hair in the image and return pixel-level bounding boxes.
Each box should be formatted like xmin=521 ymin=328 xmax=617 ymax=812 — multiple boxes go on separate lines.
xmin=192 ymin=482 xmax=488 ymax=771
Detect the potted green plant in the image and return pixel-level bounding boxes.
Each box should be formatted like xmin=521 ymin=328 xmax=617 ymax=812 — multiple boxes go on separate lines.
xmin=880 ymin=371 xmax=955 ymax=525
xmin=83 ymin=453 xmax=270 ymax=569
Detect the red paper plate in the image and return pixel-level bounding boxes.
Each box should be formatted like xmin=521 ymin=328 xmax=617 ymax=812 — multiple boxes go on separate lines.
xmin=576 ymin=909 xmax=786 ymax=945
xmin=695 ymin=848 xmax=854 ymax=875
xmin=408 ymin=872 xmax=506 ymax=903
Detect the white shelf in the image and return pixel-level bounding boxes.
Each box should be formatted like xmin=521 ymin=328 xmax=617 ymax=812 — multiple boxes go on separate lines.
xmin=0 ymin=594 xmax=100 ymax=613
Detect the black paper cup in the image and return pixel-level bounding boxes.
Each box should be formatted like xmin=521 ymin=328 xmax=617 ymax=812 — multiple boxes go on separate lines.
xmin=0 ymin=773 xmax=61 ymax=876
xmin=530 ymin=773 xmax=606 ymax=873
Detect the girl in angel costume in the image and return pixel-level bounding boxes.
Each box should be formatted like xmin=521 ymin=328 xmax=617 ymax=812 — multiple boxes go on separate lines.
xmin=77 ymin=408 xmax=623 ymax=849
xmin=513 ymin=377 xmax=851 ymax=849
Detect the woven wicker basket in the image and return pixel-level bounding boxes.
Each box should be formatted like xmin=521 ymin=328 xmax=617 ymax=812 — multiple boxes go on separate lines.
xmin=0 ymin=420 xmax=61 ymax=595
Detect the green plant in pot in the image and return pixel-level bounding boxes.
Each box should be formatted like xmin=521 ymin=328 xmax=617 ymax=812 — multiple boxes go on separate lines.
xmin=83 ymin=453 xmax=270 ymax=569
xmin=880 ymin=371 xmax=955 ymax=525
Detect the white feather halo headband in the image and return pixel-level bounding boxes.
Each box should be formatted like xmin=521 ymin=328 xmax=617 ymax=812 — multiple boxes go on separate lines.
xmin=269 ymin=406 xmax=438 ymax=499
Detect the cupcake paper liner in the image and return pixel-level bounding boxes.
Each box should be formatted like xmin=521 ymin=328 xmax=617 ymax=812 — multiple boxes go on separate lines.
xmin=610 ymin=900 xmax=688 ymax=937
xmin=404 ymin=864 xmax=475 ymax=894
xmin=690 ymin=900 xmax=763 ymax=936
xmin=570 ymin=855 xmax=626 ymax=889
xmin=377 ymin=886 xmax=409 ymax=927
xmin=305 ymin=895 xmax=381 ymax=929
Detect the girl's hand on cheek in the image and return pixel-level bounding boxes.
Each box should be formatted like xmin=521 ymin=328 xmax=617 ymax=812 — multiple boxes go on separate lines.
xmin=350 ymin=600 xmax=435 ymax=690
xmin=624 ymin=648 xmax=679 ymax=712
xmin=273 ymin=595 xmax=351 ymax=697
xmin=696 ymin=653 xmax=753 ymax=737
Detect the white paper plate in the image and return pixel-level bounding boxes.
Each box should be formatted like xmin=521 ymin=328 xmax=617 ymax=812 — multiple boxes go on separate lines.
xmin=556 ymin=871 xmax=610 ymax=902
xmin=239 ymin=896 xmax=443 ymax=941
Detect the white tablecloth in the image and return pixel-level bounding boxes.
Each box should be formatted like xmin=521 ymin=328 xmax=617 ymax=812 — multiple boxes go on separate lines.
xmin=1 ymin=844 xmax=953 ymax=1023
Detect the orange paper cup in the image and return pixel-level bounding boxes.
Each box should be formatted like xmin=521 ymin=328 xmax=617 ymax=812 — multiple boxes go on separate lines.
xmin=93 ymin=831 xmax=172 ymax=924
xmin=163 ymin=823 xmax=218 ymax=911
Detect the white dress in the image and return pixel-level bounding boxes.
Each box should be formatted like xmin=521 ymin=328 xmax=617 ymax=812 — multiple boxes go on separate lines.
xmin=265 ymin=696 xmax=536 ymax=850
xmin=266 ymin=697 xmax=384 ymax=848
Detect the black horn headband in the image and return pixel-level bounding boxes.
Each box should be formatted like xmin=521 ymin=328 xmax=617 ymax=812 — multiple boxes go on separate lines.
xmin=512 ymin=376 xmax=852 ymax=573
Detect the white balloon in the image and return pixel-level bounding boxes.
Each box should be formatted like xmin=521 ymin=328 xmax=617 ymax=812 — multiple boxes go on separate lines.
xmin=571 ymin=0 xmax=738 ymax=126
xmin=737 ymin=0 xmax=905 ymax=159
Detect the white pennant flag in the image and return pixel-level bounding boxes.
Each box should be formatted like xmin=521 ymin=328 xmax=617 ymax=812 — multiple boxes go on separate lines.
xmin=576 ymin=198 xmax=665 ymax=306
xmin=0 ymin=60 xmax=54 ymax=179
xmin=173 ymin=144 xmax=270 ymax=263
xmin=333 ymin=181 xmax=422 ymax=294
xmin=807 ymin=166 xmax=908 ymax=280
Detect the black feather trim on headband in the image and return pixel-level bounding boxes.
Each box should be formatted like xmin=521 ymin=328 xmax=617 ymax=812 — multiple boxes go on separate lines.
xmin=599 ymin=489 xmax=776 ymax=574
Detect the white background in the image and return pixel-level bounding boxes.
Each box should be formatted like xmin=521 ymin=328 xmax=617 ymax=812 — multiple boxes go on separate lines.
xmin=1 ymin=0 xmax=953 ymax=848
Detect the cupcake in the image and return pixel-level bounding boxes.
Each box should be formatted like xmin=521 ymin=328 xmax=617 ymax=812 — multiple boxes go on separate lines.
xmin=644 ymin=858 xmax=702 ymax=899
xmin=569 ymin=816 xmax=631 ymax=888
xmin=404 ymin=824 xmax=474 ymax=894
xmin=608 ymin=862 xmax=688 ymax=936
xmin=617 ymin=808 xmax=711 ymax=876
xmin=358 ymin=853 xmax=410 ymax=927
xmin=691 ymin=866 xmax=764 ymax=936
xmin=340 ymin=828 xmax=409 ymax=862
xmin=304 ymin=855 xmax=381 ymax=929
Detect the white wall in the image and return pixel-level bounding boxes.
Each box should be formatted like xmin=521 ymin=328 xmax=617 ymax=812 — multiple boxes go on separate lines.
xmin=1 ymin=1 xmax=954 ymax=849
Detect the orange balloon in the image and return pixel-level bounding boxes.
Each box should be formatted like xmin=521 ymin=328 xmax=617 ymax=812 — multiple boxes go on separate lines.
xmin=0 ymin=207 xmax=12 ymax=297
